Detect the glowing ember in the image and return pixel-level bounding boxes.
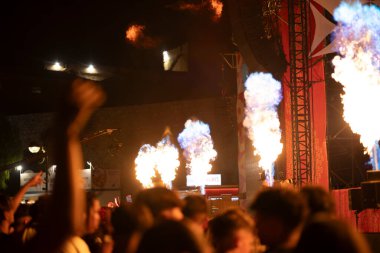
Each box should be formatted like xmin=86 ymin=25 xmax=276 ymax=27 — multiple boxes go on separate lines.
xmin=168 ymin=0 xmax=222 ymax=21
xmin=176 ymin=2 xmax=203 ymax=11
xmin=209 ymin=0 xmax=223 ymax=20
xmin=243 ymin=73 xmax=283 ymax=186
xmin=332 ymin=2 xmax=380 ymax=169
xmin=135 ymin=134 xmax=180 ymax=189
xmin=177 ymin=119 xmax=217 ymax=194
xmin=135 ymin=144 xmax=157 ymax=188
xmin=126 ymin=24 xmax=145 ymax=42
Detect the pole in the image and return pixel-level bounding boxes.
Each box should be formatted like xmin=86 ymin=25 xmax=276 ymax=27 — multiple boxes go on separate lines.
xmin=373 ymin=144 xmax=379 ymax=171
xmin=45 ymin=154 xmax=48 ymax=193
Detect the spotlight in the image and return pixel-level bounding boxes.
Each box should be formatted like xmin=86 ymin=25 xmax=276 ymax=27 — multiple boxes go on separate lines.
xmin=28 ymin=145 xmax=41 ymax=154
xmin=163 ymin=51 xmax=170 ymax=63
xmin=85 ymin=64 xmax=97 ymax=74
xmin=15 ymin=165 xmax=22 ymax=171
xmin=163 ymin=51 xmax=171 ymax=71
xmin=47 ymin=61 xmax=66 ymax=71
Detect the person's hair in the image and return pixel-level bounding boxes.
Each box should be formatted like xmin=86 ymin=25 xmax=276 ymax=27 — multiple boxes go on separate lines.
xmin=111 ymin=204 xmax=152 ymax=253
xmin=29 ymin=195 xmax=50 ymax=226
xmin=133 ymin=187 xmax=183 ymax=219
xmin=136 ymin=220 xmax=205 ymax=253
xmin=0 ymin=194 xmax=11 ymax=222
xmin=300 ymin=186 xmax=335 ymax=217
xmin=294 ymin=215 xmax=371 ymax=253
xmin=182 ymin=195 xmax=208 ymax=219
xmin=208 ymin=208 xmax=253 ymax=253
xmin=14 ymin=203 xmax=30 ymax=220
xmin=249 ymin=187 xmax=306 ymax=232
xmin=85 ymin=191 xmax=99 ymax=228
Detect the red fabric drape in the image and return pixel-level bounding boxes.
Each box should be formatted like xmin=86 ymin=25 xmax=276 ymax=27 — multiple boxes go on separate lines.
xmin=332 ymin=189 xmax=380 ymax=232
xmin=279 ymin=1 xmax=329 ymax=188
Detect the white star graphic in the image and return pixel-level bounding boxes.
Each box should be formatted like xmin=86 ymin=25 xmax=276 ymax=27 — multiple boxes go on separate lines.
xmin=310 ymin=0 xmax=380 ymax=57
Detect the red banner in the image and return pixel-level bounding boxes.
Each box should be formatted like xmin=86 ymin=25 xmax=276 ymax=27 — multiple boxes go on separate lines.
xmin=279 ymin=1 xmax=329 ymax=188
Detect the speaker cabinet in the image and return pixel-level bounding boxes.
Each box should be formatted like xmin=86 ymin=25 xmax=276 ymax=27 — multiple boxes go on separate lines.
xmin=348 ymin=188 xmax=363 ymax=211
xmin=367 ymin=170 xmax=380 ymax=181
xmin=361 ymin=181 xmax=380 ymax=209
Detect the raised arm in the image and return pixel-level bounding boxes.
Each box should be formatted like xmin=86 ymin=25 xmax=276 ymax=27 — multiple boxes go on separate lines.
xmin=37 ymin=79 xmax=105 ymax=251
xmin=10 ymin=171 xmax=43 ymax=213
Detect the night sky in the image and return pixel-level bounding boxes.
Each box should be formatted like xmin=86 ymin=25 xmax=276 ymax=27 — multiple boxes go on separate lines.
xmin=0 ymin=0 xmax=232 ymax=67
xmin=0 ymin=0 xmax=236 ymax=114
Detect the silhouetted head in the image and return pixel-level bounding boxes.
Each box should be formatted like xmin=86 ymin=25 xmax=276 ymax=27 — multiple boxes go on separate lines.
xmin=183 ymin=195 xmax=208 ymax=230
xmin=134 ymin=187 xmax=183 ymax=221
xmin=136 ymin=220 xmax=207 ymax=253
xmin=249 ymin=187 xmax=306 ymax=249
xmin=208 ymin=208 xmax=255 ymax=253
xmin=85 ymin=192 xmax=101 ymax=234
xmin=112 ymin=204 xmax=152 ymax=253
xmin=295 ymin=216 xmax=371 ymax=253
xmin=300 ymin=185 xmax=335 ymax=218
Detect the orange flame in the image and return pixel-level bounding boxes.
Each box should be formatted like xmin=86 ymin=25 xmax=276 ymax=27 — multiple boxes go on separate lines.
xmin=126 ymin=25 xmax=145 ymax=43
xmin=125 ymin=24 xmax=161 ymax=48
xmin=168 ymin=0 xmax=223 ymax=21
xmin=135 ymin=135 xmax=179 ymax=189
xmin=210 ymin=0 xmax=223 ymax=20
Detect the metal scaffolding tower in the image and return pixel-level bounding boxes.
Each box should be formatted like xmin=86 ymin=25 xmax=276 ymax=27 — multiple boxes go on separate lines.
xmin=288 ymin=0 xmax=313 ymax=186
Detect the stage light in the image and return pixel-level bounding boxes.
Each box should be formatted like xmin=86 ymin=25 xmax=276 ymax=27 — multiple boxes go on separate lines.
xmin=85 ymin=64 xmax=97 ymax=74
xmin=51 ymin=61 xmax=66 ymax=71
xmin=86 ymin=161 xmax=93 ymax=170
xmin=46 ymin=61 xmax=66 ymax=71
xmin=28 ymin=145 xmax=41 ymax=154
xmin=16 ymin=165 xmax=22 ymax=171
xmin=163 ymin=51 xmax=170 ymax=63
xmin=162 ymin=45 xmax=188 ymax=71
xmin=163 ymin=51 xmax=171 ymax=71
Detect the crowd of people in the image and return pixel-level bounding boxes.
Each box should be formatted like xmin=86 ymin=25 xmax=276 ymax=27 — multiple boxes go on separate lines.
xmin=0 ymin=79 xmax=373 ymax=253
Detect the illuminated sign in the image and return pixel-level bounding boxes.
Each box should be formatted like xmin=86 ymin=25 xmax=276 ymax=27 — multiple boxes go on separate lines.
xmin=186 ymin=174 xmax=221 ymax=186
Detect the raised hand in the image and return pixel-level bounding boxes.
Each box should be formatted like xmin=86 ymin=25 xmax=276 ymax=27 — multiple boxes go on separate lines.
xmin=66 ymin=79 xmax=106 ymax=136
xmin=26 ymin=171 xmax=44 ymax=187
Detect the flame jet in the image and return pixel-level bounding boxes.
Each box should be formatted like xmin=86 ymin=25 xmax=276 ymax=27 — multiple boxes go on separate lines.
xmin=155 ymin=129 xmax=180 ymax=189
xmin=332 ymin=2 xmax=380 ymax=170
xmin=135 ymin=144 xmax=157 ymax=188
xmin=243 ymin=72 xmax=283 ymax=186
xmin=135 ymin=128 xmax=180 ymax=189
xmin=177 ymin=119 xmax=217 ymax=194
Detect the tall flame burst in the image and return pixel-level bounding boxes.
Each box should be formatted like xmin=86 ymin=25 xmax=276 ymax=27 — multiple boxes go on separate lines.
xmin=177 ymin=119 xmax=217 ymax=194
xmin=243 ymin=73 xmax=283 ymax=186
xmin=135 ymin=135 xmax=180 ymax=189
xmin=155 ymin=136 xmax=180 ymax=188
xmin=332 ymin=2 xmax=380 ymax=168
xmin=135 ymin=144 xmax=157 ymax=188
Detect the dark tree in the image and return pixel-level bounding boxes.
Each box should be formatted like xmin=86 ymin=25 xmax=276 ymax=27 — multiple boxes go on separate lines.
xmin=0 ymin=115 xmax=22 ymax=190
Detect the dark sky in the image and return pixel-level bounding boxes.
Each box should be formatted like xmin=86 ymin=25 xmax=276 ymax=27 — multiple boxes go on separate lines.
xmin=0 ymin=0 xmax=232 ymax=68
xmin=0 ymin=0 xmax=236 ymax=114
